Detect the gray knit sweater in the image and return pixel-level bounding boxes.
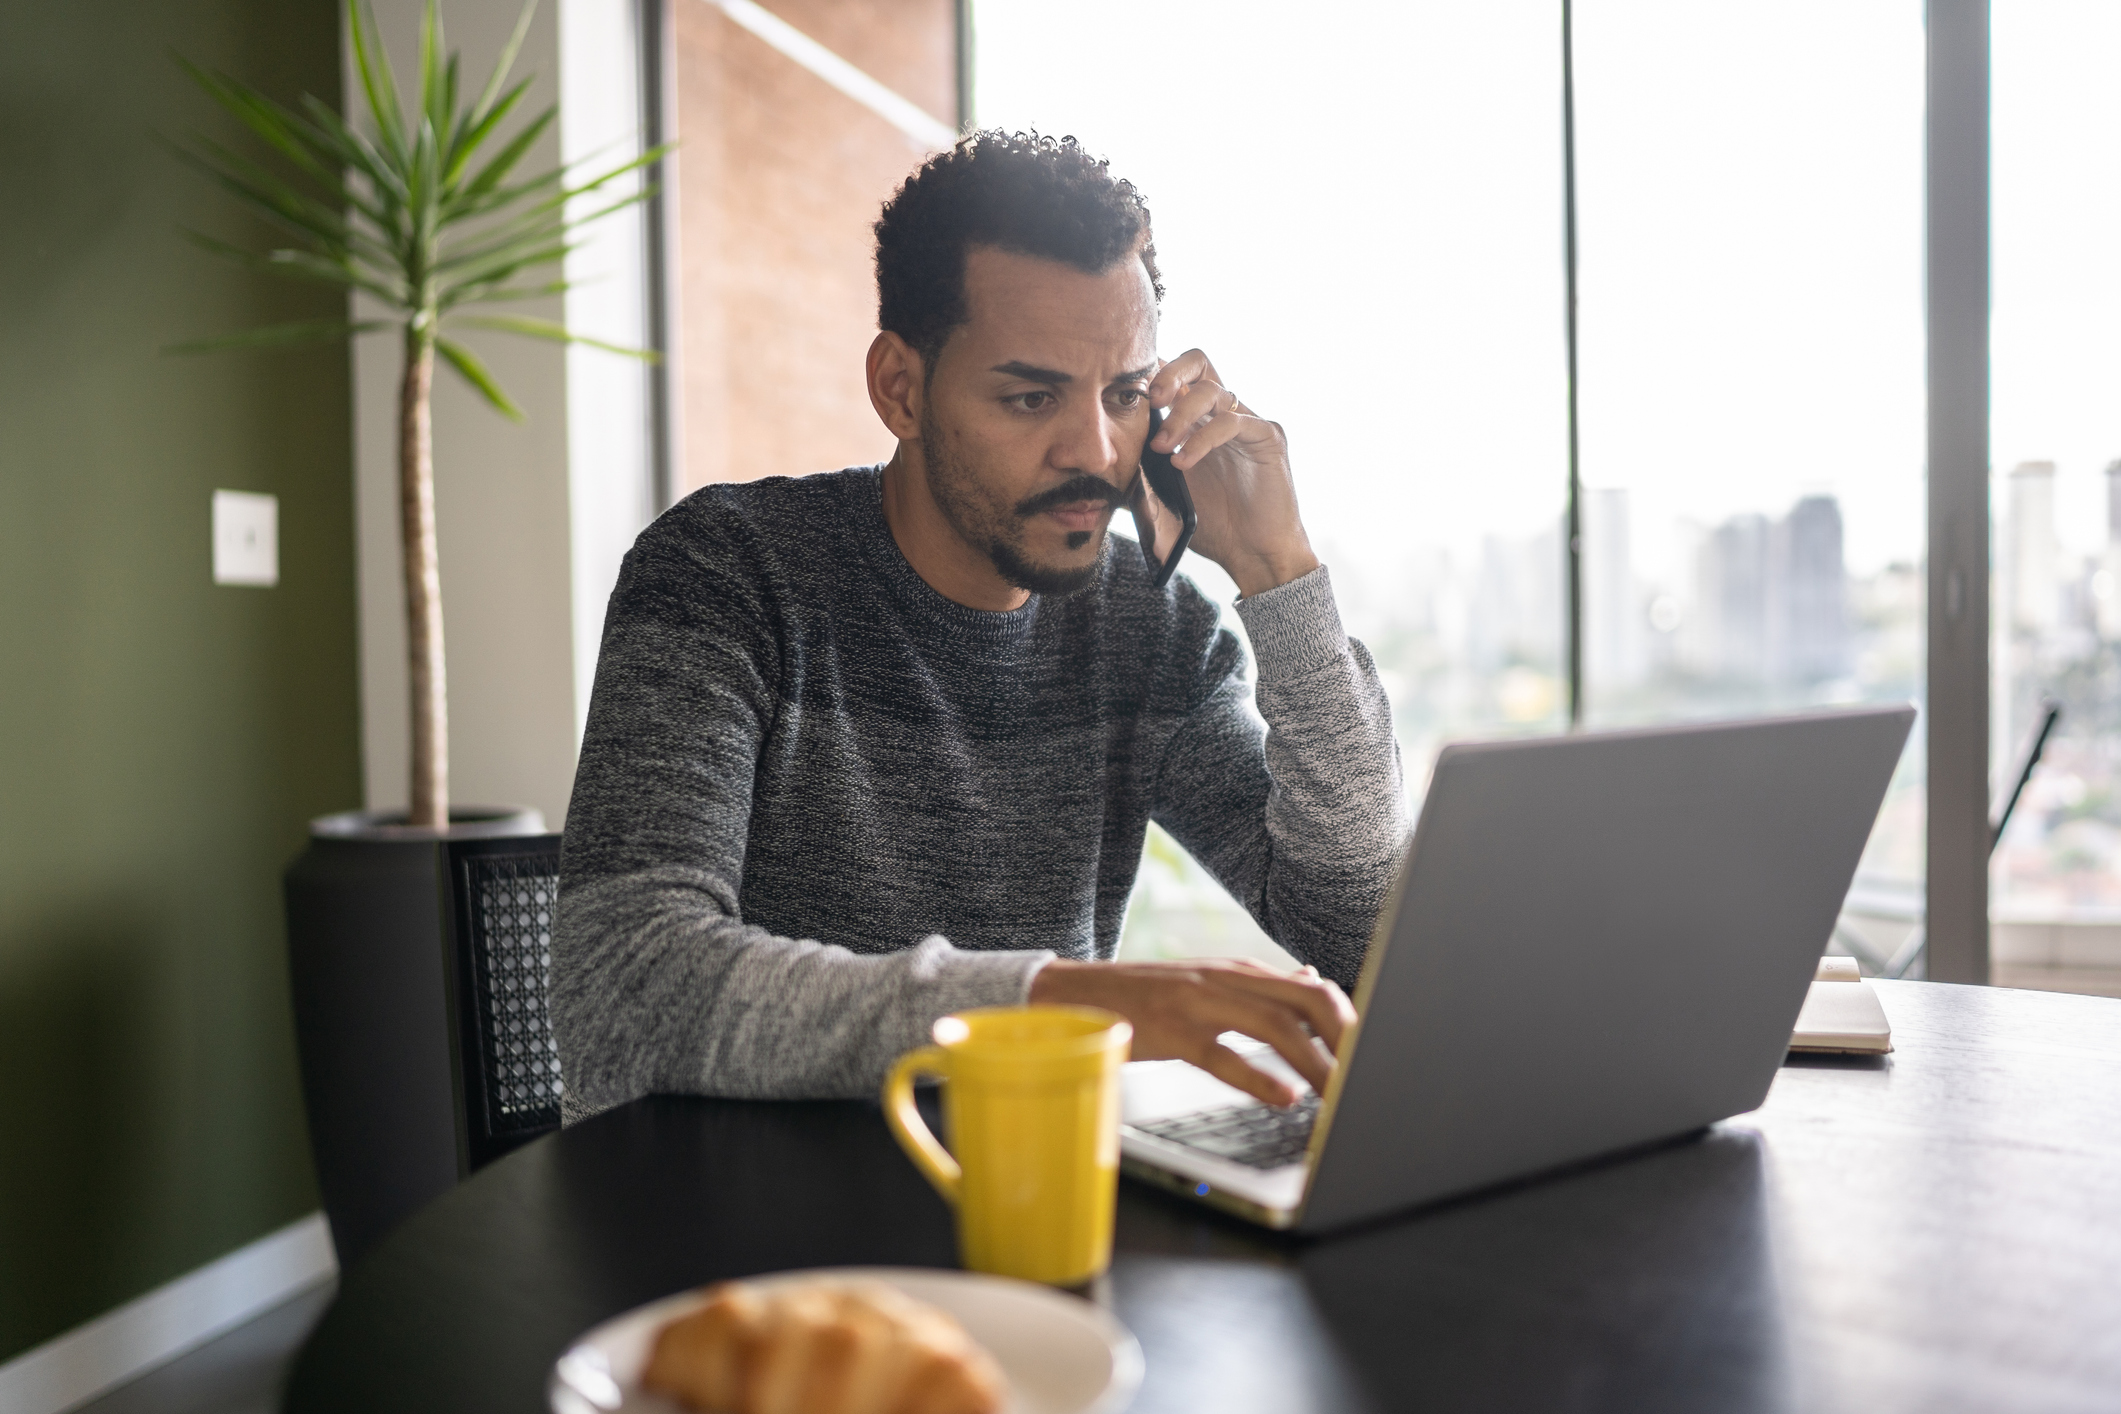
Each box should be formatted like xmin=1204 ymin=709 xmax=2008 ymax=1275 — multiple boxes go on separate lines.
xmin=552 ymin=465 xmax=1406 ymax=1118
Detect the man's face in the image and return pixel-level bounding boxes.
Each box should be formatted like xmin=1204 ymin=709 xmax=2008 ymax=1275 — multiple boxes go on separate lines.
xmin=919 ymin=245 xmax=1159 ymax=596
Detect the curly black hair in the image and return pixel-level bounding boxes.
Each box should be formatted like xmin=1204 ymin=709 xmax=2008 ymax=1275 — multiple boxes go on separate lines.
xmin=874 ymin=130 xmax=1164 ymax=373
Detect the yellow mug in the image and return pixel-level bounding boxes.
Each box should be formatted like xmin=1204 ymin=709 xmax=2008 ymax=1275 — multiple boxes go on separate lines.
xmin=883 ymin=1006 xmax=1132 ymax=1287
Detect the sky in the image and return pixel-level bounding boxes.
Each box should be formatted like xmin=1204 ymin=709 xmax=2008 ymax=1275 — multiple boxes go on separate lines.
xmin=973 ymin=0 xmax=1568 ymax=597
xmin=975 ymin=0 xmax=2121 ymax=588
xmin=1993 ymin=1 xmax=2121 ymax=558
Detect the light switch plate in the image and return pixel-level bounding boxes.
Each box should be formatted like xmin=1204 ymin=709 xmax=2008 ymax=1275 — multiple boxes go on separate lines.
xmin=213 ymin=490 xmax=278 ymax=587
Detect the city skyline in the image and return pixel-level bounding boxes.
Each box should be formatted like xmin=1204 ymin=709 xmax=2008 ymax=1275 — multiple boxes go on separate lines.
xmin=1990 ymin=454 xmax=2121 ymax=914
xmin=1450 ymin=488 xmax=1863 ymax=702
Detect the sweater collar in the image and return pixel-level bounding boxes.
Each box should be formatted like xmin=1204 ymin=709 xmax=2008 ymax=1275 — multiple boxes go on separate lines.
xmin=849 ymin=464 xmax=1071 ymax=646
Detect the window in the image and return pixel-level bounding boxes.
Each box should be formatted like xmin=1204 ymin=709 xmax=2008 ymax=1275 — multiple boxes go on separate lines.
xmin=1991 ymin=3 xmax=2121 ymax=959
xmin=974 ymin=0 xmax=1567 ymax=961
xmin=976 ymin=1 xmax=1930 ymax=965
xmin=1574 ymin=2 xmax=1928 ymax=953
xmin=663 ymin=2 xmax=2066 ymax=987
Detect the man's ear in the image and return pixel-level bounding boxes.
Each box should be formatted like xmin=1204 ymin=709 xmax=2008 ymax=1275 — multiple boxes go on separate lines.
xmin=866 ymin=331 xmax=926 ymax=440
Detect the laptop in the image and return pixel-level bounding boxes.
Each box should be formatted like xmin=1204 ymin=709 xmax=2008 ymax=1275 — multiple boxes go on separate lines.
xmin=1119 ymin=705 xmax=1916 ymax=1233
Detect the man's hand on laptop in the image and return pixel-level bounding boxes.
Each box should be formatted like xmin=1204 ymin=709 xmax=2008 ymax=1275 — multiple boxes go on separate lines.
xmin=1027 ymin=957 xmax=1353 ymax=1107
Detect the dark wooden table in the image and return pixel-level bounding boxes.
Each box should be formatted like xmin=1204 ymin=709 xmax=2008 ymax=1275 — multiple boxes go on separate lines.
xmin=285 ymin=981 xmax=2121 ymax=1414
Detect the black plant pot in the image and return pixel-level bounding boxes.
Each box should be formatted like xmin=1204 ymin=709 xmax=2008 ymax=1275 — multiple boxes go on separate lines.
xmin=284 ymin=806 xmax=545 ymax=1270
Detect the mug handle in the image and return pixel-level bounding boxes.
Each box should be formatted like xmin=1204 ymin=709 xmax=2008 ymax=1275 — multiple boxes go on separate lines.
xmin=883 ymin=1045 xmax=961 ymax=1205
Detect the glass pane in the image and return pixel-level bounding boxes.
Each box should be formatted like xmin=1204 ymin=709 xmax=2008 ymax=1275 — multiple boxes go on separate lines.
xmin=973 ymin=0 xmax=1568 ymax=960
xmin=1992 ymin=3 xmax=2121 ymax=974
xmin=1574 ymin=1 xmax=1928 ymax=964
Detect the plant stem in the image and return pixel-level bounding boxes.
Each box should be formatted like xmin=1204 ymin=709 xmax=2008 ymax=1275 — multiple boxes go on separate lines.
xmin=400 ymin=323 xmax=449 ymax=829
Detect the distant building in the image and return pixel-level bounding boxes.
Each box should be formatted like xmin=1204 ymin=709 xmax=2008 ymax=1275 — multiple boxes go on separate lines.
xmin=2101 ymin=460 xmax=2121 ymax=641
xmin=2008 ymin=460 xmax=2060 ymax=634
xmin=1467 ymin=524 xmax=1561 ymax=676
xmin=1583 ymin=487 xmax=1641 ymax=689
xmin=1776 ymin=495 xmax=1849 ymax=683
xmin=1696 ymin=513 xmax=1772 ymax=681
xmin=1683 ymin=495 xmax=1849 ymax=686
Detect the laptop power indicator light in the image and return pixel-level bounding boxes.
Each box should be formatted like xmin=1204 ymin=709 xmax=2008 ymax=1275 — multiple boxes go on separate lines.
xmin=1194 ymin=1183 xmax=1211 ymax=1196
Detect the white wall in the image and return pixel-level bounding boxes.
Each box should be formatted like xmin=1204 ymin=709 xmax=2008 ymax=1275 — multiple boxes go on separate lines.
xmin=560 ymin=0 xmax=660 ymax=740
xmin=351 ymin=0 xmax=658 ymax=827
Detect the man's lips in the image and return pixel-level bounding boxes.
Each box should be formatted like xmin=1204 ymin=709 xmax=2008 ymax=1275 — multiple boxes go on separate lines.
xmin=1041 ymin=501 xmax=1114 ymax=532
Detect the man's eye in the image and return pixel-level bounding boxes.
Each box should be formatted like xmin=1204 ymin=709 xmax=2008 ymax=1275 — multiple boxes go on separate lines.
xmin=1006 ymin=392 xmax=1054 ymax=412
xmin=1109 ymin=388 xmax=1146 ymax=409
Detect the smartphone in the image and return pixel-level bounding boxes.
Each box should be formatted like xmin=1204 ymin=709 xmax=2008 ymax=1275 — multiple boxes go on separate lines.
xmin=1132 ymin=405 xmax=1197 ymax=589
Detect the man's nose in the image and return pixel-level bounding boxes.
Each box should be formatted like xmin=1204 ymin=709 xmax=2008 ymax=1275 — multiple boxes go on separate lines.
xmin=1049 ymin=397 xmax=1126 ymax=478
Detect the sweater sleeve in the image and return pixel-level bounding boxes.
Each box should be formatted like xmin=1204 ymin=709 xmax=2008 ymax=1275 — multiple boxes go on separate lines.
xmin=1148 ymin=565 xmax=1409 ymax=991
xmin=550 ymin=518 xmax=1049 ymax=1118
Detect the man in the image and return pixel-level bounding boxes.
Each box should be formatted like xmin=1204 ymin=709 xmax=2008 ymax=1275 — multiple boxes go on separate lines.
xmin=553 ymin=131 xmax=1406 ymax=1121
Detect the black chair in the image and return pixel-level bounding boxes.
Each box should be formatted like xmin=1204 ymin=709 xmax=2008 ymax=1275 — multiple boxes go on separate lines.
xmin=441 ymin=834 xmax=567 ymax=1174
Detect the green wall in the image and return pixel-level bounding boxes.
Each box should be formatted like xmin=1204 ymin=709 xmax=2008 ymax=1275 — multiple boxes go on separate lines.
xmin=0 ymin=0 xmax=360 ymax=1361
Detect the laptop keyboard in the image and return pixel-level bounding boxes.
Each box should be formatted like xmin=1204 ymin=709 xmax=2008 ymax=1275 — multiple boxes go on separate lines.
xmin=1133 ymin=1095 xmax=1322 ymax=1170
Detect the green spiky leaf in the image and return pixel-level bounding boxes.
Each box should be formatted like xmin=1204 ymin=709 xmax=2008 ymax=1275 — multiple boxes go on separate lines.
xmin=172 ymin=0 xmax=663 ymax=407
xmin=419 ymin=1 xmax=447 ymax=139
xmin=452 ymin=105 xmax=556 ymax=206
xmin=346 ymin=0 xmax=409 ymax=166
xmin=435 ymin=336 xmax=523 ymax=418
xmin=179 ymin=231 xmax=405 ymax=302
xmin=455 ymin=314 xmax=659 ymax=361
xmin=444 ymin=76 xmax=532 ymax=186
xmin=468 ymin=1 xmax=538 ymax=128
xmin=444 ymin=277 xmax=574 ymax=305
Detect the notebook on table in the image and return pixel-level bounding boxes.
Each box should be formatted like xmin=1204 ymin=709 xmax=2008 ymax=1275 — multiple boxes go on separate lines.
xmin=1792 ymin=955 xmax=1893 ymax=1053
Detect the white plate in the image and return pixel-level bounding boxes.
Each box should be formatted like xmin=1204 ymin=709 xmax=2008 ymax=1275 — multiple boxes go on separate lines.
xmin=548 ymin=1267 xmax=1143 ymax=1414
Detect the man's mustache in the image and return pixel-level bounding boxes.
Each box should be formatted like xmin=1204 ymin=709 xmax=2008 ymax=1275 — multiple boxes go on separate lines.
xmin=1014 ymin=475 xmax=1126 ymax=519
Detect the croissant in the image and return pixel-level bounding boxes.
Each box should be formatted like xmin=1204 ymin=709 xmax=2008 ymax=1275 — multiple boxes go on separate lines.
xmin=642 ymin=1278 xmax=1006 ymax=1414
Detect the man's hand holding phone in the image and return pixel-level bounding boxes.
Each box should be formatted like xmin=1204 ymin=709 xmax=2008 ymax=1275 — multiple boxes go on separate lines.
xmin=1026 ymin=955 xmax=1355 ymax=1106
xmin=1133 ymin=349 xmax=1321 ymax=599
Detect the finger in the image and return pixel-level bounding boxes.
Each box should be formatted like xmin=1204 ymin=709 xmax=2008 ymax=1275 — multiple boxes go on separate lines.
xmin=1167 ymin=402 xmax=1251 ymax=472
xmin=1162 ymin=383 xmax=1230 ymax=451
xmin=1211 ymin=970 xmax=1356 ymax=1053
xmin=1193 ymin=1040 xmax=1302 ymax=1108
xmin=1147 ymin=348 xmax=1217 ymax=405
xmin=1152 ymin=380 xmax=1231 ymax=453
xmin=1204 ymin=989 xmax=1338 ymax=1094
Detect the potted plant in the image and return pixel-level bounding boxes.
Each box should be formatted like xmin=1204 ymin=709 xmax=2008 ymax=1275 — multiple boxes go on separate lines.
xmin=172 ymin=0 xmax=660 ymax=1263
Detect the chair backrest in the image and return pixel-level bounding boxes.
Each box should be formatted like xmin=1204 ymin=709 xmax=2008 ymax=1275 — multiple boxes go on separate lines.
xmin=443 ymin=834 xmax=566 ymax=1173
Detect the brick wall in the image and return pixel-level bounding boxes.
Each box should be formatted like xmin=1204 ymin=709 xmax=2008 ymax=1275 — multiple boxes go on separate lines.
xmin=673 ymin=0 xmax=958 ymax=490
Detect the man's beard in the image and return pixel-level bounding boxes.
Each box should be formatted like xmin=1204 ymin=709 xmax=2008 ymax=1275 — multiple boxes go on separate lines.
xmin=920 ymin=408 xmax=1115 ymax=597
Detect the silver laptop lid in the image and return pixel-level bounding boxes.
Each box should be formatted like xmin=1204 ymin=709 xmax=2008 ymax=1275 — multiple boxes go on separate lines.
xmin=1299 ymin=705 xmax=1915 ymax=1233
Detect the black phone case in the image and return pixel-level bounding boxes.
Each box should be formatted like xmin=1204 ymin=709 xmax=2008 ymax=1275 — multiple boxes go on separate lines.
xmin=1138 ymin=408 xmax=1197 ymax=588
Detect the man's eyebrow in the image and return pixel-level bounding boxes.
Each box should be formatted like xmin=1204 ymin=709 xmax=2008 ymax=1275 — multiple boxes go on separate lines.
xmin=988 ymin=361 xmax=1157 ymax=387
xmin=991 ymin=361 xmax=1072 ymax=383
